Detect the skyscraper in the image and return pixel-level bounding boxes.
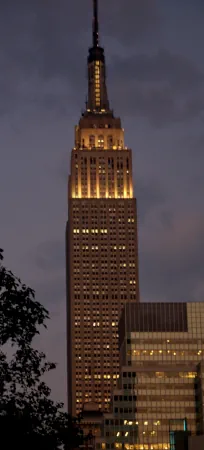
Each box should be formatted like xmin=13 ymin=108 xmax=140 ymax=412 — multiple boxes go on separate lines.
xmin=66 ymin=0 xmax=139 ymax=416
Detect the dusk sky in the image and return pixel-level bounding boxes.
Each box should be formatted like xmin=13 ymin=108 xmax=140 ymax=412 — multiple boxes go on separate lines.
xmin=1 ymin=0 xmax=204 ymax=407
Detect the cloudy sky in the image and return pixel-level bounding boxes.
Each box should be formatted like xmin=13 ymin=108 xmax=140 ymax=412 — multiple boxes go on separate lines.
xmin=1 ymin=0 xmax=204 ymax=406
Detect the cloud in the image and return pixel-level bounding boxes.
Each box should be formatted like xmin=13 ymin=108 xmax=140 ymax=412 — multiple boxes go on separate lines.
xmin=0 ymin=0 xmax=160 ymax=73
xmin=1 ymin=0 xmax=204 ymax=407
xmin=102 ymin=0 xmax=161 ymax=44
xmin=32 ymin=240 xmax=65 ymax=272
xmin=30 ymin=239 xmax=67 ymax=404
xmin=29 ymin=241 xmax=66 ymax=316
xmin=2 ymin=0 xmax=202 ymax=127
xmin=111 ymin=50 xmax=204 ymax=89
xmin=0 ymin=0 xmax=161 ymax=117
xmin=136 ymin=177 xmax=167 ymax=223
xmin=27 ymin=250 xmax=67 ymax=405
xmin=108 ymin=50 xmax=204 ymax=125
xmin=140 ymin=211 xmax=204 ymax=302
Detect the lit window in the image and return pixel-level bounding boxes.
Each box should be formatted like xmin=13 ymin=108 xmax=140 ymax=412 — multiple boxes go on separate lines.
xmin=98 ymin=135 xmax=104 ymax=148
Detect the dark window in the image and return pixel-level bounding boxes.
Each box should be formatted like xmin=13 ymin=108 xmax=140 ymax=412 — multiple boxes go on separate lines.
xmin=89 ymin=136 xmax=95 ymax=149
xmin=107 ymin=135 xmax=113 ymax=148
xmin=120 ymin=303 xmax=188 ymax=336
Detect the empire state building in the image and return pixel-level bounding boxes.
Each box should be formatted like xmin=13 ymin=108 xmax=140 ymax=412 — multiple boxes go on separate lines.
xmin=66 ymin=0 xmax=139 ymax=416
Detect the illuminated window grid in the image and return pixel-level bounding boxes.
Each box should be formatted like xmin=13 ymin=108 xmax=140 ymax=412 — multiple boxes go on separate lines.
xmin=95 ymin=61 xmax=101 ymax=107
xmin=106 ymin=303 xmax=204 ymax=450
xmin=71 ymin=151 xmax=134 ymax=200
xmin=97 ymin=370 xmax=199 ymax=449
xmin=68 ymin=195 xmax=139 ymax=414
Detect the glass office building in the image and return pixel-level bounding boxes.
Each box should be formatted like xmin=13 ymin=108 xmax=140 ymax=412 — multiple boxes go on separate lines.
xmin=95 ymin=302 xmax=204 ymax=450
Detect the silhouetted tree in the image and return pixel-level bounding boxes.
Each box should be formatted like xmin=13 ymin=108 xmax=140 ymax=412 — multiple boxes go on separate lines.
xmin=0 ymin=248 xmax=84 ymax=449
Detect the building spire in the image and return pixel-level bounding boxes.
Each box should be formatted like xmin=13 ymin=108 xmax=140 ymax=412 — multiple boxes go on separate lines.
xmin=86 ymin=0 xmax=110 ymax=114
xmin=93 ymin=0 xmax=99 ymax=47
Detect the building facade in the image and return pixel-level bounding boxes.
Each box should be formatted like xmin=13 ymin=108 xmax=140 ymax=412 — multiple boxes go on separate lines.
xmin=66 ymin=1 xmax=139 ymax=416
xmin=95 ymin=302 xmax=204 ymax=450
xmin=188 ymin=434 xmax=204 ymax=450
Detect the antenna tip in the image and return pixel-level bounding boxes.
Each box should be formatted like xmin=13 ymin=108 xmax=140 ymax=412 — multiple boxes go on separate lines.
xmin=93 ymin=0 xmax=99 ymax=47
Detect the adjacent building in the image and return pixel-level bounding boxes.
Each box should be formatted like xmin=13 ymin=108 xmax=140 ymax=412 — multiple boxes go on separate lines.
xmin=188 ymin=434 xmax=204 ymax=450
xmin=95 ymin=302 xmax=204 ymax=450
xmin=66 ymin=0 xmax=139 ymax=416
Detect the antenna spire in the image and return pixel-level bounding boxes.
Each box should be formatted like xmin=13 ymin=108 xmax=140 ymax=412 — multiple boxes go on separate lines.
xmin=93 ymin=0 xmax=99 ymax=47
xmin=86 ymin=0 xmax=110 ymax=112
